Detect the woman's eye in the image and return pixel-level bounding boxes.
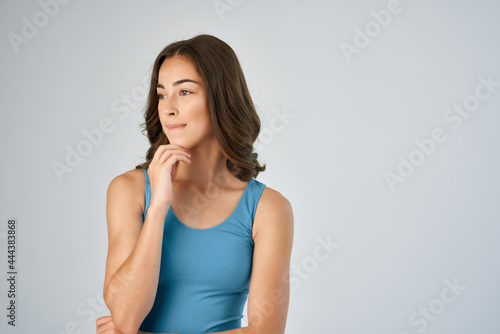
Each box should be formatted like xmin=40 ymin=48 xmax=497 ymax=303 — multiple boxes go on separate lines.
xmin=157 ymin=93 xmax=166 ymax=100
xmin=180 ymin=90 xmax=191 ymax=96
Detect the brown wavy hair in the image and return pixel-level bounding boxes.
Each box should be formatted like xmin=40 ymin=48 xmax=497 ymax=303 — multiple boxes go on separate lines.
xmin=135 ymin=34 xmax=266 ymax=181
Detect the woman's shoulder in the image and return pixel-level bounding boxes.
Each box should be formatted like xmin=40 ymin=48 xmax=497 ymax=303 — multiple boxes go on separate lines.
xmin=257 ymin=185 xmax=292 ymax=214
xmin=253 ymin=184 xmax=293 ymax=238
xmin=107 ymin=168 xmax=146 ymax=213
xmin=108 ymin=168 xmax=146 ymax=188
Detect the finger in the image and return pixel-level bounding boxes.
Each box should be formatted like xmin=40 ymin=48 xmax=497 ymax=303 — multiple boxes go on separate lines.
xmin=96 ymin=320 xmax=116 ymax=334
xmin=169 ymin=156 xmax=191 ymax=178
xmin=157 ymin=149 xmax=191 ymax=165
xmin=166 ymin=154 xmax=192 ymax=168
xmin=152 ymin=145 xmax=191 ymax=168
xmin=171 ymin=161 xmax=178 ymax=179
xmin=150 ymin=145 xmax=169 ymax=166
xmin=96 ymin=321 xmax=109 ymax=333
xmin=156 ymin=144 xmax=189 ymax=155
xmin=151 ymin=144 xmax=184 ymax=165
xmin=96 ymin=315 xmax=111 ymax=327
xmin=162 ymin=143 xmax=188 ymax=151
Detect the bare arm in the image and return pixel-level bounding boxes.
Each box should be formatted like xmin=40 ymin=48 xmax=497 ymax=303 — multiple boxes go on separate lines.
xmin=102 ymin=172 xmax=168 ymax=334
xmin=210 ymin=188 xmax=294 ymax=334
xmin=101 ymin=145 xmax=191 ymax=334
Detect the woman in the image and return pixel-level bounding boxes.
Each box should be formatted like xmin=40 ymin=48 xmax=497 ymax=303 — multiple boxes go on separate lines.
xmin=96 ymin=34 xmax=294 ymax=334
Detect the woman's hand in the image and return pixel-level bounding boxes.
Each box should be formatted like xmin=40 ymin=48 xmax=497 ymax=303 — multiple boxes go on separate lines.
xmin=96 ymin=315 xmax=178 ymax=334
xmin=95 ymin=315 xmax=154 ymax=334
xmin=95 ymin=315 xmax=126 ymax=333
xmin=147 ymin=144 xmax=191 ymax=209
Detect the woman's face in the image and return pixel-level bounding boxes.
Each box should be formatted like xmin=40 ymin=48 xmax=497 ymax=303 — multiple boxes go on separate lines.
xmin=156 ymin=55 xmax=213 ymax=150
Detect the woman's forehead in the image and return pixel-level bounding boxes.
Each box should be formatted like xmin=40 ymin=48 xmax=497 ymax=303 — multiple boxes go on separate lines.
xmin=160 ymin=55 xmax=196 ymax=73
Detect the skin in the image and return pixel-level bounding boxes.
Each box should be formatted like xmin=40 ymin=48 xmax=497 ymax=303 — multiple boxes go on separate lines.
xmin=96 ymin=55 xmax=294 ymax=334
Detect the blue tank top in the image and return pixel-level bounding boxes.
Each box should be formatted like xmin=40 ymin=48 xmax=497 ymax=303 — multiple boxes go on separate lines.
xmin=139 ymin=168 xmax=266 ymax=334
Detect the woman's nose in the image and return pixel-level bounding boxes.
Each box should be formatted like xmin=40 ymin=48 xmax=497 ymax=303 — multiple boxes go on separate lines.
xmin=161 ymin=98 xmax=178 ymax=116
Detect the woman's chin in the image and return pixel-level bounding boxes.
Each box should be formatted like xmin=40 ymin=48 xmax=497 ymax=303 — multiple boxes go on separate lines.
xmin=167 ymin=138 xmax=189 ymax=149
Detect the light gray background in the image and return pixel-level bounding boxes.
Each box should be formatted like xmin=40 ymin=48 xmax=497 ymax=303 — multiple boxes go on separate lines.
xmin=1 ymin=0 xmax=499 ymax=333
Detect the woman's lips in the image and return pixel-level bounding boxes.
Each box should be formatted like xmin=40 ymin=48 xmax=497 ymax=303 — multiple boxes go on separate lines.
xmin=167 ymin=124 xmax=186 ymax=131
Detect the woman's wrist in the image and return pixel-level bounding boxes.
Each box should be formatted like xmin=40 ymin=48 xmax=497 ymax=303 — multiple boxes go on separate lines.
xmin=147 ymin=201 xmax=170 ymax=217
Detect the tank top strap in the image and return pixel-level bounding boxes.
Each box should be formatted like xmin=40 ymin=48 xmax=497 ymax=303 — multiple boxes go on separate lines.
xmin=213 ymin=178 xmax=266 ymax=250
xmin=237 ymin=178 xmax=266 ymax=230
xmin=143 ymin=168 xmax=151 ymax=221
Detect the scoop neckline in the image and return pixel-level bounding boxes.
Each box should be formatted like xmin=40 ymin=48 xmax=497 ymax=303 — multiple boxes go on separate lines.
xmin=169 ymin=179 xmax=255 ymax=231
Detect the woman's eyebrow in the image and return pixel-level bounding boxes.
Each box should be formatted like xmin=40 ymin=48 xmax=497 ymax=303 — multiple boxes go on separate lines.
xmin=156 ymin=79 xmax=200 ymax=89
